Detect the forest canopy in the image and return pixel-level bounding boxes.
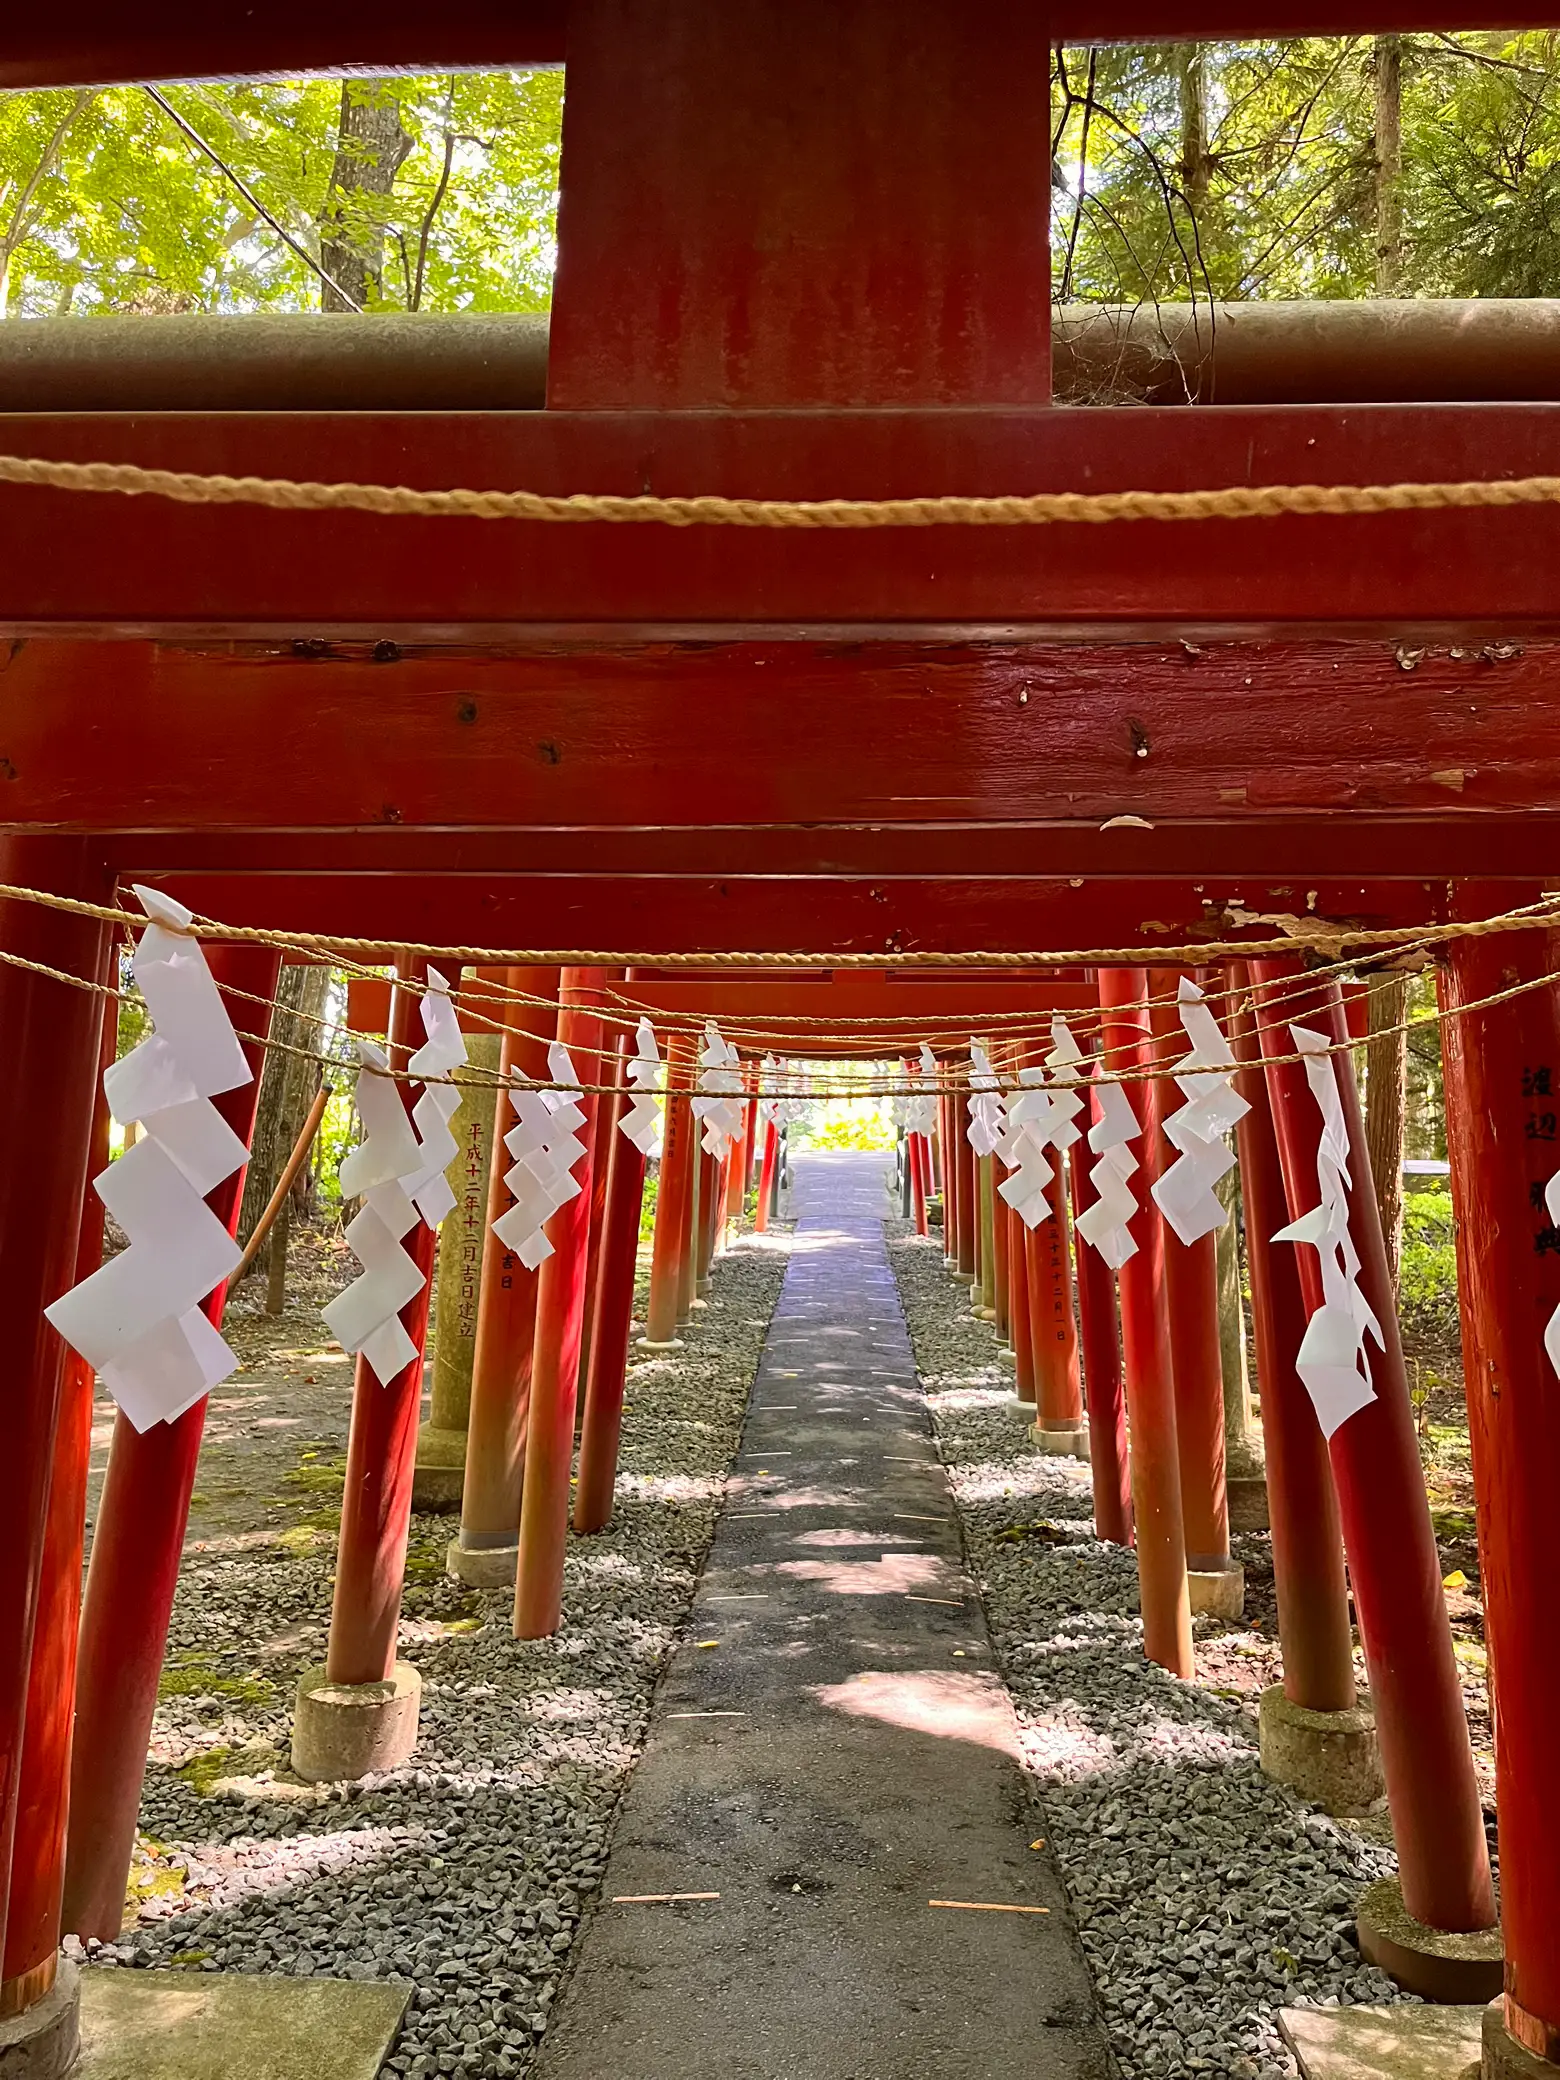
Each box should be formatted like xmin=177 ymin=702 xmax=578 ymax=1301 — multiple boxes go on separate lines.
xmin=2 ymin=33 xmax=1558 ymax=318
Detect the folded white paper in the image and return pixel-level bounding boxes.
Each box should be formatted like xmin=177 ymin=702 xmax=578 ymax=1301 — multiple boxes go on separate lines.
xmin=692 ymin=1021 xmax=745 ymax=1159
xmin=1075 ymin=1070 xmax=1142 ymax=1269
xmin=1150 ymin=977 xmax=1250 ymax=1248
xmin=619 ymin=1018 xmax=665 ymax=1157
xmin=491 ymin=1041 xmax=588 ymax=1269
xmin=326 ymin=1039 xmax=435 ymax=1385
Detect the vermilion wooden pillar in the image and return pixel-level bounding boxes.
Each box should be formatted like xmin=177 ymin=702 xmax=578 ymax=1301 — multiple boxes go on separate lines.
xmin=696 ymin=1142 xmax=719 ymax=1293
xmin=451 ymin=967 xmax=560 ymax=1568
xmin=1 ymin=930 xmax=113 ymax=2017
xmin=909 ymin=1132 xmax=929 ymax=1236
xmin=574 ymin=1032 xmax=649 ymax=1535
xmin=1148 ymin=972 xmax=1231 ymax=1570
xmin=61 ymin=941 xmax=280 ymax=1943
xmin=754 ymin=1113 xmax=779 ymax=1236
xmin=991 ymin=1160 xmax=1012 ymax=1341
xmin=1098 ymin=968 xmax=1192 ymax=1677
xmin=1228 ymin=971 xmax=1354 ymax=1713
xmin=1440 ymin=924 xmax=1560 ymax=2058
xmin=1010 ymin=1204 xmax=1037 ymax=1406
xmin=575 ymin=987 xmax=627 ymax=1394
xmin=0 ymin=845 xmax=111 ymax=1988
xmin=644 ymin=1032 xmax=697 ymax=1344
xmin=323 ymin=958 xmax=436 ymax=1690
xmin=1251 ymin=960 xmax=1494 ymax=1941
xmin=956 ymin=1096 xmax=977 ymax=1282
xmin=513 ymin=969 xmax=608 ymax=1640
xmin=1068 ymin=1117 xmax=1133 ymax=1546
xmin=1029 ymin=1164 xmax=1085 ymax=1437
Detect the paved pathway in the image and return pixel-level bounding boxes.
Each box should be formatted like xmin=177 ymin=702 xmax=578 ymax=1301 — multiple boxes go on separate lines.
xmin=537 ymin=1153 xmax=1109 ymax=2080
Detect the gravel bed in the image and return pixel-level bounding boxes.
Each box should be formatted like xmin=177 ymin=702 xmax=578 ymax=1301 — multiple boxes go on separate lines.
xmin=80 ymin=1234 xmax=790 ymax=2080
xmin=885 ymin=1226 xmax=1409 ymax=2080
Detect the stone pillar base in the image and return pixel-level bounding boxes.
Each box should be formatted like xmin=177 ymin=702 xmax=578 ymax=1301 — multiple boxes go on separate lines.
xmin=446 ymin=1538 xmax=519 ymax=1589
xmin=1226 ymin=1471 xmax=1271 ymax=1534
xmin=1356 ymin=1876 xmax=1503 ymax=2005
xmin=1031 ymin=1419 xmax=1091 ymax=1460
xmin=0 ymin=1962 xmax=78 ymax=2080
xmin=972 ymin=1304 xmax=996 ymax=1323
xmin=1258 ymin=1683 xmax=1383 ymax=1815
xmin=1485 ymin=1999 xmax=1560 ymax=2079
xmin=638 ymin=1335 xmax=685 ymax=1351
xmin=1004 ymin=1394 xmax=1039 ymax=1419
xmin=411 ymin=1424 xmax=467 ymax=1513
xmin=950 ymin=1271 xmax=975 ymax=1285
xmin=291 ymin=1662 xmax=421 ymax=1784
xmin=1187 ymin=1557 xmax=1245 ymax=1620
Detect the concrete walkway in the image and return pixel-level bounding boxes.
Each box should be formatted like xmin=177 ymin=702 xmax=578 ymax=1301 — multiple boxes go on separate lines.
xmin=537 ymin=1153 xmax=1109 ymax=2080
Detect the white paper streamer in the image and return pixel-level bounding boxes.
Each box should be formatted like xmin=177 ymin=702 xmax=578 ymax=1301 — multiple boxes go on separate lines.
xmin=46 ymin=886 xmax=254 ymax=1432
xmin=399 ymin=966 xmax=469 ymax=1228
xmin=965 ymin=1040 xmax=1007 ymax=1158
xmin=619 ymin=1018 xmax=665 ymax=1158
xmin=1272 ymin=1025 xmax=1384 ymax=1438
xmin=1075 ymin=1077 xmax=1143 ymax=1271
xmin=322 ymin=1041 xmax=429 ymax=1384
xmin=900 ymin=1043 xmax=939 ymax=1142
xmin=490 ymin=1041 xmax=589 ymax=1270
xmin=1543 ymin=1171 xmax=1560 ymax=1381
xmin=758 ymin=1054 xmax=780 ymax=1131
xmin=994 ymin=1017 xmax=1091 ymax=1231
xmin=1150 ymin=977 xmax=1251 ymax=1247
xmin=692 ymin=1021 xmax=745 ymax=1158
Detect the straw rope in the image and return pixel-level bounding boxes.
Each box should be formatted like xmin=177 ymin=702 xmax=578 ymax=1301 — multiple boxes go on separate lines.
xmin=4 ymin=449 xmax=1560 ymax=531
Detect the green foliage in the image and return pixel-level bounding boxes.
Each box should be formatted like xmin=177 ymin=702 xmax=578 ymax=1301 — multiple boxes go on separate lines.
xmin=1 ymin=72 xmax=561 ymax=316
xmin=1398 ymin=1187 xmax=1461 ymax=1340
xmin=1052 ymin=30 xmax=1560 ymax=307
xmin=795 ymin=1112 xmax=897 ymax=1153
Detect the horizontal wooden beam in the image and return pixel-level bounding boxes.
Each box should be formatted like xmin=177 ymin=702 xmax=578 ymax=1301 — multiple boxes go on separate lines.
xmin=5 ymin=4 xmax=1550 ymax=89
xmin=4 ymin=407 xmax=1560 ymax=631
xmin=135 ymin=870 xmax=1506 ymax=955
xmin=6 ymin=636 xmax=1559 ymax=844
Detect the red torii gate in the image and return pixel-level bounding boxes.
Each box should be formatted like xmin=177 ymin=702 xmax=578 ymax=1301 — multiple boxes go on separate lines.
xmin=0 ymin=4 xmax=1556 ymax=2076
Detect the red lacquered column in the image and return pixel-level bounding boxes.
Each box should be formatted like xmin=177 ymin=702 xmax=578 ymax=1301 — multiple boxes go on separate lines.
xmin=1 ymin=924 xmax=114 ymax=2010
xmin=1068 ymin=1113 xmax=1132 ymax=1546
xmin=644 ymin=1032 xmax=697 ymax=1344
xmin=63 ymin=940 xmax=280 ymax=1941
xmin=453 ymin=967 xmax=560 ymax=1562
xmin=1029 ymin=1162 xmax=1085 ymax=1433
xmin=324 ymin=958 xmax=437 ymax=1687
xmin=513 ymin=969 xmax=608 ymax=1640
xmin=1229 ymin=970 xmax=1355 ymax=1711
xmin=1098 ymin=967 xmax=1191 ymax=1676
xmin=754 ymin=1114 xmax=779 ymax=1236
xmin=1251 ymin=958 xmax=1494 ymax=1940
xmin=1440 ymin=925 xmax=1560 ymax=2054
xmin=573 ymin=1036 xmax=650 ymax=1534
xmin=1148 ymin=971 xmax=1230 ymax=1571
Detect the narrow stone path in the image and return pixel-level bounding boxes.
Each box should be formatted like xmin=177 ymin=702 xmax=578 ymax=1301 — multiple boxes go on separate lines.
xmin=537 ymin=1153 xmax=1109 ymax=2080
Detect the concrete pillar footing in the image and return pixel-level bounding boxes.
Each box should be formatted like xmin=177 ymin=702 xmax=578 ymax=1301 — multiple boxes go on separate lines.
xmin=291 ymin=1662 xmax=421 ymax=1784
xmin=1485 ymin=2000 xmax=1560 ymax=2078
xmin=1187 ymin=1557 xmax=1245 ymax=1620
xmin=972 ymin=1305 xmax=996 ymax=1323
xmin=1004 ymin=1394 xmax=1038 ymax=1418
xmin=446 ymin=1539 xmax=519 ymax=1588
xmin=1031 ymin=1419 xmax=1091 ymax=1460
xmin=950 ymin=1271 xmax=975 ymax=1285
xmin=411 ymin=1424 xmax=468 ymax=1513
xmin=1258 ymin=1683 xmax=1383 ymax=1816
xmin=1355 ymin=1876 xmax=1503 ymax=2005
xmin=638 ymin=1335 xmax=685 ymax=1351
xmin=1226 ymin=1471 xmax=1271 ymax=1534
xmin=0 ymin=1962 xmax=79 ymax=2080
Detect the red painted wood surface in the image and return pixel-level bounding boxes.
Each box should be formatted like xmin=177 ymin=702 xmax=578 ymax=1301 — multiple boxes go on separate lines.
xmin=5 ymin=408 xmax=1560 ymax=631
xmin=1 ymin=969 xmax=113 ymax=2012
xmin=645 ymin=1035 xmax=696 ymax=1341
xmin=513 ymin=970 xmax=607 ymax=1638
xmin=1228 ymin=967 xmax=1355 ymax=1714
xmin=1098 ymin=967 xmax=1191 ymax=1676
xmin=1029 ymin=1164 xmax=1084 ymax=1429
xmin=1252 ymin=960 xmax=1494 ymax=1935
xmin=61 ymin=943 xmax=279 ymax=1946
xmin=5 ymin=2 xmax=1553 ymax=91
xmin=325 ymin=960 xmax=437 ymax=1687
xmin=7 ymin=635 xmax=1560 ymax=849
xmin=1148 ymin=972 xmax=1230 ymax=1567
xmin=551 ymin=0 xmax=1051 ymax=409
xmin=573 ymin=1043 xmax=649 ymax=1535
xmin=0 ymin=840 xmax=112 ymax=1977
xmin=456 ymin=968 xmax=560 ymax=1554
xmin=753 ymin=1117 xmax=778 ymax=1235
xmin=1068 ymin=1117 xmax=1133 ymax=1548
xmin=908 ymin=1131 xmax=929 ymax=1238
xmin=1439 ymin=924 xmax=1560 ymax=2047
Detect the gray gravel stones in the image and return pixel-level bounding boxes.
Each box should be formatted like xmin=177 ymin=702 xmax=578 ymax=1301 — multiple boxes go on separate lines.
xmin=885 ymin=1228 xmax=1408 ymax=2080
xmin=96 ymin=1236 xmax=789 ymax=2080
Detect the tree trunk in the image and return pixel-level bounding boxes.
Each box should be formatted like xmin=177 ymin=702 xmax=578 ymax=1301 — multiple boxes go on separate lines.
xmin=238 ymin=963 xmax=329 ymax=1288
xmin=1374 ymin=33 xmax=1405 ymax=297
xmin=1365 ymin=971 xmax=1409 ymax=1290
xmin=1176 ymin=45 xmax=1210 ymax=214
xmin=318 ymin=79 xmax=412 ymax=312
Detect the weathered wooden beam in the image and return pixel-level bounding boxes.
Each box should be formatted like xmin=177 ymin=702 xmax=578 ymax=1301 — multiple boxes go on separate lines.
xmin=3 ymin=636 xmax=1556 ymax=839
xmin=3 ymin=407 xmax=1560 ymax=631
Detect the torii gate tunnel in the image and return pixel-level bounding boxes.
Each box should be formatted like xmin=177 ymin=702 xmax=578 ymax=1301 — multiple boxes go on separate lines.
xmin=2 ymin=5 xmax=1559 ymax=2077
